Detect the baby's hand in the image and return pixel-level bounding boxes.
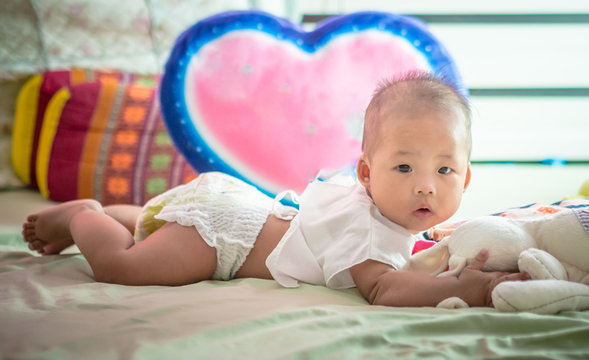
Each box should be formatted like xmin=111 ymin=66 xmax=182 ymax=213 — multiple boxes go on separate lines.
xmin=458 ymin=249 xmax=531 ymax=307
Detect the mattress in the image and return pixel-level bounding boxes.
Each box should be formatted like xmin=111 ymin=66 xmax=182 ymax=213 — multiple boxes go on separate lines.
xmin=1 ymin=229 xmax=588 ymax=359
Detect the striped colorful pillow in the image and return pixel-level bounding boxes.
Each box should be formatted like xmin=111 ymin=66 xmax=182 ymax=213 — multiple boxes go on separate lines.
xmin=12 ymin=69 xmax=159 ymax=189
xmin=24 ymin=70 xmax=197 ymax=205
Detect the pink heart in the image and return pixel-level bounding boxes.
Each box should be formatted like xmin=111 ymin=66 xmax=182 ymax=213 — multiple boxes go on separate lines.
xmin=161 ymin=11 xmax=463 ymax=195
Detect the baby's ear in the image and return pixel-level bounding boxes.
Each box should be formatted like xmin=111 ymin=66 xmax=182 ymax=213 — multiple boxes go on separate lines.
xmin=356 ymin=154 xmax=371 ymax=188
xmin=463 ymin=163 xmax=472 ymax=191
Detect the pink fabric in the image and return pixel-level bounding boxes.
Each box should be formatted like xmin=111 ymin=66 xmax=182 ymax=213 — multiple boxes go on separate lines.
xmin=412 ymin=239 xmax=437 ymax=255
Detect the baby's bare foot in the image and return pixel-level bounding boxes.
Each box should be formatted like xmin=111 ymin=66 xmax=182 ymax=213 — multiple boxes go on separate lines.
xmin=22 ymin=199 xmax=103 ymax=255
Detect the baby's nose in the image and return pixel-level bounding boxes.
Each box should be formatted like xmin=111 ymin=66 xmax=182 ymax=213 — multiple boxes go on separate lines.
xmin=415 ymin=180 xmax=435 ymax=195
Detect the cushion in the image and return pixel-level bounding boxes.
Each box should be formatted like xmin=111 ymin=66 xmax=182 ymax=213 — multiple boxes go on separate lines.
xmin=34 ymin=77 xmax=196 ymax=205
xmin=11 ymin=74 xmax=42 ymax=185
xmin=12 ymin=69 xmax=159 ymax=188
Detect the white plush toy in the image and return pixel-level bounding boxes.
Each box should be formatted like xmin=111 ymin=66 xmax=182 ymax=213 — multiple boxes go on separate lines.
xmin=404 ymin=208 xmax=589 ymax=314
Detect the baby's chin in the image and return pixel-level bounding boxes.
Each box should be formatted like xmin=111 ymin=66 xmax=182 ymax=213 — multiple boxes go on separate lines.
xmin=404 ymin=216 xmax=450 ymax=234
xmin=382 ymin=210 xmax=449 ymax=234
xmin=399 ymin=221 xmax=433 ymax=235
xmin=406 ymin=226 xmax=431 ymax=235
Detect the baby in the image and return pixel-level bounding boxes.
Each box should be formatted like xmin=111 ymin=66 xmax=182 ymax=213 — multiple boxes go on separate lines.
xmin=23 ymin=73 xmax=529 ymax=307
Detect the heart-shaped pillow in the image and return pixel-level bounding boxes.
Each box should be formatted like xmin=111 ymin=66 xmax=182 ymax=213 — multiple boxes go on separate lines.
xmin=160 ymin=11 xmax=465 ymax=196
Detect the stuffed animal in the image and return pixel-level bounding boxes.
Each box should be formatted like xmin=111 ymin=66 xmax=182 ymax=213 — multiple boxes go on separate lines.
xmin=403 ymin=208 xmax=589 ymax=314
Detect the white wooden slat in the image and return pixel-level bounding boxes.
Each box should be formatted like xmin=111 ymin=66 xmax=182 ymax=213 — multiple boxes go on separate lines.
xmin=299 ymin=19 xmax=589 ymax=88
xmin=428 ymin=24 xmax=589 ymax=88
xmin=469 ymin=97 xmax=589 ymax=160
xmin=451 ymin=164 xmax=589 ymax=221
xmin=296 ymin=0 xmax=589 ymax=15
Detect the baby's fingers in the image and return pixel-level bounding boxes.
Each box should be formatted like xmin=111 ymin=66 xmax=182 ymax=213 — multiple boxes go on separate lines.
xmin=466 ymin=249 xmax=489 ymax=271
xmin=503 ymin=271 xmax=531 ymax=282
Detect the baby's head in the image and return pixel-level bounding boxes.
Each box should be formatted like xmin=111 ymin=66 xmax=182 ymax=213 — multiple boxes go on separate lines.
xmin=357 ymin=72 xmax=472 ymax=233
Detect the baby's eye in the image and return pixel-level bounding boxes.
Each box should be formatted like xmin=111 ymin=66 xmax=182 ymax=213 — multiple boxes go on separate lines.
xmin=438 ymin=167 xmax=453 ymax=174
xmin=396 ymin=164 xmax=412 ymax=173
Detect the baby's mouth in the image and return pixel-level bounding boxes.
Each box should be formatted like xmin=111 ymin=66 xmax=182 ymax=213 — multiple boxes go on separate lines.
xmin=413 ymin=207 xmax=433 ymax=218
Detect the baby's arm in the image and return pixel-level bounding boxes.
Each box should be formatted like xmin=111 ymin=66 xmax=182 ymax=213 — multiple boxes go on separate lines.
xmin=350 ymin=250 xmax=530 ymax=307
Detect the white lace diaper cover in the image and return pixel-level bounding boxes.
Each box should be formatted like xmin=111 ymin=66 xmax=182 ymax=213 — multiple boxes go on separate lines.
xmin=134 ymin=172 xmax=296 ymax=280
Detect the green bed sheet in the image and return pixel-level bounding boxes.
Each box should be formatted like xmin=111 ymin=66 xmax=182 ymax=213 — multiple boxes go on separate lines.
xmin=1 ymin=231 xmax=588 ymax=359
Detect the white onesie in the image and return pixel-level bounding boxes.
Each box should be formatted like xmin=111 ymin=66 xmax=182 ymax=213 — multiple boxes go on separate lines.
xmin=266 ymin=180 xmax=417 ymax=289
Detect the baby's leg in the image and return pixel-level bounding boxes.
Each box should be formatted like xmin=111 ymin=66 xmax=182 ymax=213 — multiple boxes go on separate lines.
xmin=22 ymin=199 xmax=104 ymax=255
xmin=104 ymin=204 xmax=142 ymax=234
xmin=23 ymin=200 xmax=143 ymax=255
xmin=69 ymin=211 xmax=217 ymax=286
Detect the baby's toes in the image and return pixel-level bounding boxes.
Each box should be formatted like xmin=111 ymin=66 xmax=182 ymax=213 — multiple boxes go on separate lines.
xmin=28 ymin=240 xmax=46 ymax=252
xmin=22 ymin=229 xmax=37 ymax=242
xmin=26 ymin=214 xmax=38 ymax=223
xmin=27 ymin=241 xmax=38 ymax=251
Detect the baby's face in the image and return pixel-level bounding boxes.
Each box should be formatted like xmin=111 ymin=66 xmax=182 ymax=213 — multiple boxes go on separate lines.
xmin=357 ymin=104 xmax=471 ymax=233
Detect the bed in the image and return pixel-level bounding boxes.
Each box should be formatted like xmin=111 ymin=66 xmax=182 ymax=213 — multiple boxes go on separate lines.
xmin=2 ymin=197 xmax=589 ymax=359
xmin=2 ymin=2 xmax=589 ymax=359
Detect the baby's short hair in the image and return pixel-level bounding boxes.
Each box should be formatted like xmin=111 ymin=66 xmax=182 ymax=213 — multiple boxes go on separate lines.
xmin=362 ymin=72 xmax=472 ymax=159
